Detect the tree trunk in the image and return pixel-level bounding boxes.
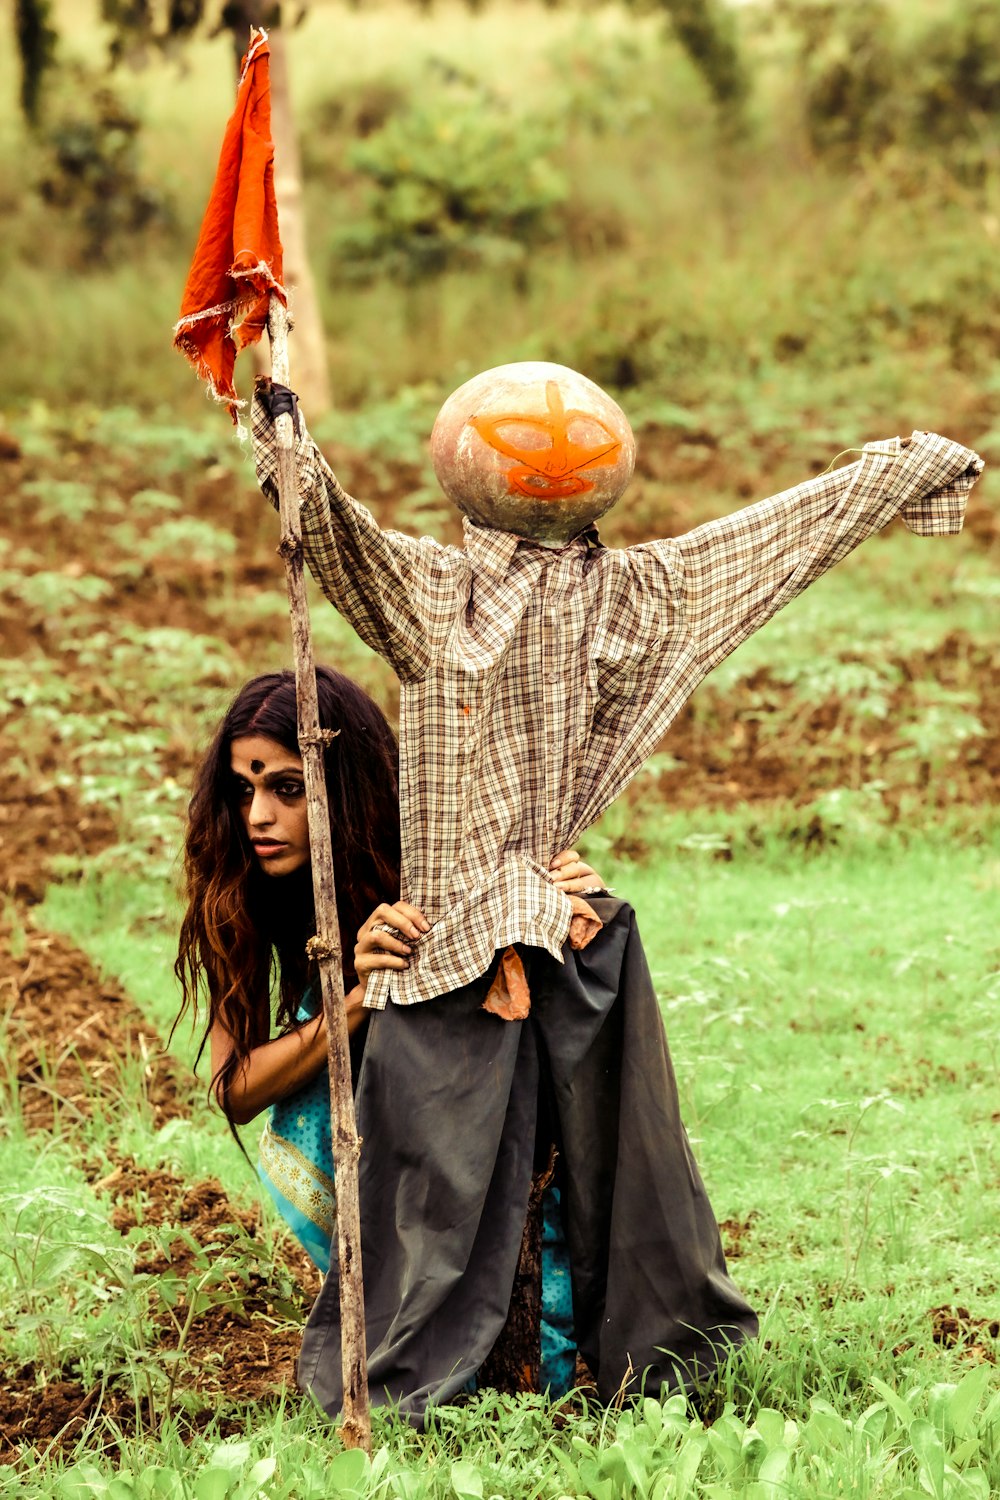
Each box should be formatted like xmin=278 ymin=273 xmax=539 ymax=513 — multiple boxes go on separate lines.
xmin=228 ymin=6 xmax=332 ymax=414
xmin=478 ymin=1149 xmax=557 ymax=1395
xmin=660 ymin=0 xmax=749 ymax=119
xmin=267 ymin=26 xmax=332 ymax=416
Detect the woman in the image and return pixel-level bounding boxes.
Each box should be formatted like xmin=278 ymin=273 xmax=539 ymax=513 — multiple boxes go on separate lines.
xmin=174 ymin=666 xmax=605 ymax=1386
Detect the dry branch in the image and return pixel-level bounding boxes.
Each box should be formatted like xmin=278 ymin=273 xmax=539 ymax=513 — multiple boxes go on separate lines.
xmin=267 ymin=294 xmax=371 ymax=1453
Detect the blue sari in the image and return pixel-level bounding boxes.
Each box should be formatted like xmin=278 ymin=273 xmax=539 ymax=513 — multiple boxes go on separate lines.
xmin=258 ymin=1058 xmax=338 ymax=1275
xmin=258 ymin=996 xmax=576 ymax=1395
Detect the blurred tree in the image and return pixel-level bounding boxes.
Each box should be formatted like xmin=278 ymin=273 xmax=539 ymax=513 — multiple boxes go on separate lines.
xmin=658 ymin=0 xmax=750 ymax=120
xmin=785 ymin=0 xmax=900 ymax=161
xmin=14 ymin=0 xmax=58 ymax=124
xmin=13 ymin=0 xmax=331 ymax=415
xmin=778 ymin=0 xmax=1000 ymax=181
xmin=13 ymin=0 xmax=753 ymax=395
xmin=332 ymin=79 xmax=569 ymax=284
xmin=38 ymin=81 xmax=168 ymax=260
xmin=913 ymin=0 xmax=1000 ymax=162
xmin=265 ymin=26 xmax=332 ymax=414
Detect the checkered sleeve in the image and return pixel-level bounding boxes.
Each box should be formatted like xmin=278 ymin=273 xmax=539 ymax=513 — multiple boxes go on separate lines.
xmin=637 ymin=431 xmax=983 ymax=679
xmin=891 ymin=430 xmax=984 ymax=536
xmin=251 ymin=386 xmax=440 ymax=681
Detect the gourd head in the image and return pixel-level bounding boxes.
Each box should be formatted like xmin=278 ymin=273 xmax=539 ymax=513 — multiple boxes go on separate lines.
xmin=430 ymin=361 xmax=636 ymax=546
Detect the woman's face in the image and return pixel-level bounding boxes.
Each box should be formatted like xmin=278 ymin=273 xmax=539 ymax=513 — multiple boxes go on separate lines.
xmin=230 ymin=735 xmax=310 ymax=877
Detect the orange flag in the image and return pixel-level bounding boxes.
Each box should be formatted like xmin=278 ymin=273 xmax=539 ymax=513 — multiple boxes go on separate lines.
xmin=174 ymin=29 xmax=284 ymax=422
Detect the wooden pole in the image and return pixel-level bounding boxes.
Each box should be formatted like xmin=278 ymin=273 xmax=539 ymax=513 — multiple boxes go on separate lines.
xmin=267 ymin=294 xmax=372 ymax=1454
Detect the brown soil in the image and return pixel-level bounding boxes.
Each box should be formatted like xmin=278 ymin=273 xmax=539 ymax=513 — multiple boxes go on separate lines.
xmin=4 ymin=427 xmax=996 ymax=827
xmin=4 ymin=917 xmax=187 ymax=1133
xmin=0 ymin=1157 xmax=320 ymax=1457
xmin=626 ymin=629 xmax=1000 ymax=821
xmin=0 ymin=764 xmax=118 ymax=906
xmin=0 ymin=1375 xmax=104 ymax=1454
xmin=928 ymin=1305 xmax=1000 ymax=1362
xmin=719 ymin=1212 xmax=759 ymax=1259
xmin=893 ymin=1304 xmax=1000 ymax=1364
xmin=0 ymin=741 xmax=188 ymax=1131
xmin=107 ymin=1156 xmax=320 ymax=1393
xmin=0 ymin=757 xmax=319 ymax=1457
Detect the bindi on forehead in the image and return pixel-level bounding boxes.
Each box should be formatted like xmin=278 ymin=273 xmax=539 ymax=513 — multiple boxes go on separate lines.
xmin=250 ymin=759 xmax=265 ymax=774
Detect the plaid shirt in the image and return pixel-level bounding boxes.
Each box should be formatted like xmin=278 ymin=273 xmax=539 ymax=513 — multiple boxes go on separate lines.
xmin=253 ymin=398 xmax=982 ymax=1007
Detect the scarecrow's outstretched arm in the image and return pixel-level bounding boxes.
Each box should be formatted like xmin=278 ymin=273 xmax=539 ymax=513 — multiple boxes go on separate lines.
xmin=636 ymin=430 xmax=983 ymax=682
xmin=251 ymin=379 xmax=450 ymax=681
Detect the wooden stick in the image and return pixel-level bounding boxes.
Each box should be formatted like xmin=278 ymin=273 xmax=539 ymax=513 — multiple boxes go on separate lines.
xmin=267 ymin=294 xmax=372 ymax=1454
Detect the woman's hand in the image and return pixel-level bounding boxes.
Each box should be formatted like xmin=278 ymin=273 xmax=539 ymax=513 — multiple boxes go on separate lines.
xmin=548 ymin=848 xmax=607 ymax=894
xmin=355 ymin=901 xmax=431 ymax=994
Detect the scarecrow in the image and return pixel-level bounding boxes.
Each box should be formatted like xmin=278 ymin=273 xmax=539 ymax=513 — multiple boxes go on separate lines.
xmin=251 ymin=361 xmax=983 ymax=1419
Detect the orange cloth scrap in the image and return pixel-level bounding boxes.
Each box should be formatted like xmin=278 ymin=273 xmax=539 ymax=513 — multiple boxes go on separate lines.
xmin=482 ymin=896 xmax=604 ymax=1021
xmin=173 ymin=29 xmax=284 ymax=423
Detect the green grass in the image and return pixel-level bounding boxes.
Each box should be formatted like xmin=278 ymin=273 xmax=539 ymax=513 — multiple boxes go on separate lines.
xmin=629 ymin=837 xmax=999 ymax=1270
xmin=5 ymin=826 xmax=999 ymax=1494
xmin=38 ymin=822 xmax=1000 ymax=1288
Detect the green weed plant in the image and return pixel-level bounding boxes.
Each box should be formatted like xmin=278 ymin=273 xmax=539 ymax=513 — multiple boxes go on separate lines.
xmin=334 ymin=81 xmax=568 ymax=282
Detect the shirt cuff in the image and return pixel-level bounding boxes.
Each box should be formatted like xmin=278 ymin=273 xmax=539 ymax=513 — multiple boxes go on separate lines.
xmin=870 ymin=430 xmax=984 ymax=536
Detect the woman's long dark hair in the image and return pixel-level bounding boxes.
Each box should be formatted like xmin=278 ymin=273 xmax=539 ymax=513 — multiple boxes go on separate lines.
xmin=174 ymin=667 xmax=400 ymax=1121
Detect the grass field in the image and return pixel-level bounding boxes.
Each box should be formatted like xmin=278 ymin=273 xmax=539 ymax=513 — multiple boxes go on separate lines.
xmin=2 ymin=0 xmax=999 ymax=1492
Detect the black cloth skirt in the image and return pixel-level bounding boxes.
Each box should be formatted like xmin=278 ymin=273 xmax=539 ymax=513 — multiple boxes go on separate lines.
xmin=298 ymin=897 xmax=758 ymax=1421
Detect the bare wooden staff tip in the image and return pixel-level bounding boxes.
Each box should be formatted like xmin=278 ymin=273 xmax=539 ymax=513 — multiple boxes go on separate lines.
xmin=267 ymin=293 xmax=372 ymax=1454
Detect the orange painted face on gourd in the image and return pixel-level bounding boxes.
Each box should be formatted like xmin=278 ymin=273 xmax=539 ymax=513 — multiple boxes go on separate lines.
xmin=430 ymin=361 xmax=636 ymax=547
xmin=468 ymin=380 xmax=623 ymax=502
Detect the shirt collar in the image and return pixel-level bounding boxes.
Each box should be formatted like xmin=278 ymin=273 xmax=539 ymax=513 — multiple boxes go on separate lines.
xmin=462 ymin=517 xmax=604 ymax=578
xmin=461 ymin=519 xmax=522 ymax=578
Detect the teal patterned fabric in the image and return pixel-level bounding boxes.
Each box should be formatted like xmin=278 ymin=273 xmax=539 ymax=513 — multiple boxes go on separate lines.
xmin=258 ymin=1061 xmax=336 ymax=1274
xmin=540 ymin=1186 xmax=575 ymax=1396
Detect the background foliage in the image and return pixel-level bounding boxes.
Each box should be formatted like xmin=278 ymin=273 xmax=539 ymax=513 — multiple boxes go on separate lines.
xmin=3 ymin=0 xmax=1000 ymax=409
